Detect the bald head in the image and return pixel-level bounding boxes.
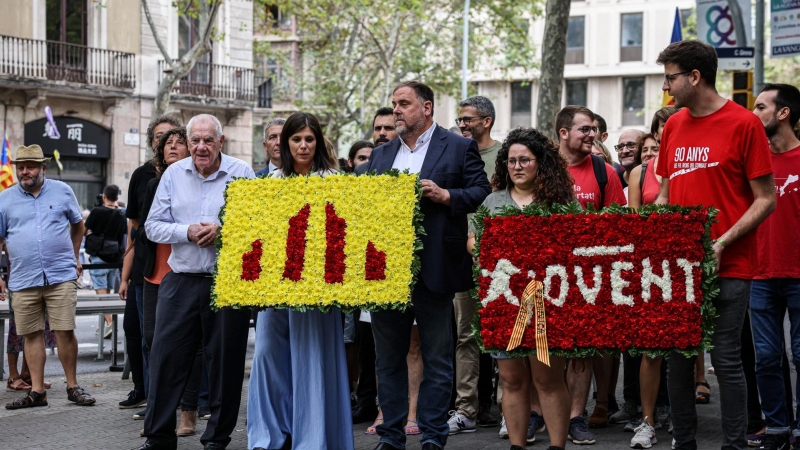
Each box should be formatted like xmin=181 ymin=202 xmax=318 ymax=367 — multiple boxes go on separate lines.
xmin=616 ymin=129 xmax=644 ymax=171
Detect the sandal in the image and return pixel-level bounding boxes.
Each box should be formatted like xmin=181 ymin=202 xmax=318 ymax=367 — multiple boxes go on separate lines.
xmin=695 ymin=381 xmax=711 ymax=404
xmin=6 ymin=377 xmax=32 ymax=392
xmin=5 ymin=390 xmax=48 ymax=409
xmin=366 ymin=417 xmax=383 ymax=435
xmin=405 ymin=419 xmax=421 ymax=435
xmin=20 ymin=377 xmax=51 ymax=389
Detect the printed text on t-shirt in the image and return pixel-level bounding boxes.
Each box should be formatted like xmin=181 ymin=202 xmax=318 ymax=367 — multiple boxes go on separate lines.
xmin=670 ymin=146 xmax=719 ymax=179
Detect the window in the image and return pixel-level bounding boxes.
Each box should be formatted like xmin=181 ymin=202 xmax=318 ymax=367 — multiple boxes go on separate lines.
xmin=267 ymin=5 xmax=292 ymax=28
xmin=179 ymin=17 xmax=212 ymax=88
xmin=566 ymin=79 xmax=588 ymax=107
xmin=510 ymin=82 xmax=532 ymax=128
xmin=620 ymin=13 xmax=643 ymax=62
xmin=566 ymin=16 xmax=585 ymax=65
xmin=622 ymin=77 xmax=645 ymax=126
xmin=46 ymin=0 xmax=86 ymax=45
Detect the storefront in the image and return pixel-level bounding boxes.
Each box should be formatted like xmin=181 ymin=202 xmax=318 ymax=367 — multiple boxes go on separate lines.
xmin=24 ymin=116 xmax=110 ymax=211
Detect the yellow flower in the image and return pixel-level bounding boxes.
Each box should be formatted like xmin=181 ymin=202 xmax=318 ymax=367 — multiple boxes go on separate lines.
xmin=212 ymin=173 xmax=419 ymax=310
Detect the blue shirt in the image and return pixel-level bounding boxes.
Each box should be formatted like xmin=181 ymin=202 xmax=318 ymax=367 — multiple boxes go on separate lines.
xmin=255 ymin=161 xmax=278 ymax=177
xmin=0 ymin=179 xmax=82 ymax=291
xmin=145 ymin=154 xmax=255 ymax=274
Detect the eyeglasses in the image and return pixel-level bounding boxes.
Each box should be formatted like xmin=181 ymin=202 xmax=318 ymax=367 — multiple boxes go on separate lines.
xmin=664 ymin=71 xmax=690 ymax=85
xmin=567 ymin=126 xmax=598 ymax=136
xmin=614 ymin=141 xmax=638 ymax=151
xmin=506 ymin=157 xmax=534 ymax=168
xmin=455 ymin=116 xmax=488 ymax=125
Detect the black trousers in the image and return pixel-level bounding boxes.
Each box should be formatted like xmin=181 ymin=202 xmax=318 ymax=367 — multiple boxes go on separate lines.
xmin=144 ymin=273 xmax=250 ymax=446
xmin=355 ymin=318 xmax=378 ymax=413
xmin=123 ymin=283 xmax=145 ymax=395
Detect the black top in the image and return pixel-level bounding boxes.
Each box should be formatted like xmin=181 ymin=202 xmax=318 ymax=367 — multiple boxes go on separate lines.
xmin=614 ymin=162 xmax=628 ymax=189
xmin=126 ymin=161 xmax=157 ymax=284
xmin=85 ymin=206 xmax=127 ymax=249
xmin=139 ymin=177 xmax=161 ymax=279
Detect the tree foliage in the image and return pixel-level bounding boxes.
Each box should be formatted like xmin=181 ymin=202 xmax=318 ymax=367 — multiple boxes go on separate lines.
xmin=257 ymin=0 xmax=543 ymax=145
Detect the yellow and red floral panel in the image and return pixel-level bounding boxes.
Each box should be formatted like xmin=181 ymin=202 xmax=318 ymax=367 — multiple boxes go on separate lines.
xmin=213 ymin=173 xmax=420 ymax=310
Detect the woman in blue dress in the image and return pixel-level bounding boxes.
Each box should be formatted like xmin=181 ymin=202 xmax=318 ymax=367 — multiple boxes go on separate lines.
xmin=247 ymin=112 xmax=354 ymax=450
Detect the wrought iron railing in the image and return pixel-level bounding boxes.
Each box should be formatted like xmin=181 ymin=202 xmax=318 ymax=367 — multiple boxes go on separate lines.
xmin=255 ymin=75 xmax=272 ymax=108
xmin=0 ymin=35 xmax=136 ymax=89
xmin=158 ymin=60 xmax=255 ymax=102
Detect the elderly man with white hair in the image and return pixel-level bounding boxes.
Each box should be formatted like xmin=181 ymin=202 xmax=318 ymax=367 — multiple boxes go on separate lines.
xmin=139 ymin=114 xmax=255 ymax=450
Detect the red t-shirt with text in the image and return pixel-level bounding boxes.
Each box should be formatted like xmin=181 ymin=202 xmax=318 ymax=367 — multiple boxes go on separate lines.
xmin=568 ymin=156 xmax=627 ymax=209
xmin=755 ymin=145 xmax=800 ymax=279
xmin=657 ymin=100 xmax=773 ymax=279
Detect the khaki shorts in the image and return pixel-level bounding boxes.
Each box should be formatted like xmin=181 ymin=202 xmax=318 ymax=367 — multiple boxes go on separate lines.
xmin=12 ymin=280 xmax=78 ymax=336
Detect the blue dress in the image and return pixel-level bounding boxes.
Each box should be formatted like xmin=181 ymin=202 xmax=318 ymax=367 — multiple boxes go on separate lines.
xmin=247 ymin=307 xmax=354 ymax=450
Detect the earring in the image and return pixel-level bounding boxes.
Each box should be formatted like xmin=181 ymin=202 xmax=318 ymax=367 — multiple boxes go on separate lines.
xmin=163 ymin=159 xmax=167 ymax=165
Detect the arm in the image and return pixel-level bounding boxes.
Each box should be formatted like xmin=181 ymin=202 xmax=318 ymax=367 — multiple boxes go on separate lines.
xmin=118 ymin=219 xmax=136 ymax=300
xmin=430 ymin=140 xmax=491 ymax=214
xmin=0 ymin=241 xmax=6 ymax=301
xmin=70 ymin=220 xmax=85 ymax=277
xmin=627 ymin=165 xmax=643 ymax=208
xmin=654 ymin=177 xmax=669 ymax=205
xmin=713 ymin=174 xmax=776 ymax=271
xmin=144 ymin=170 xmax=191 ymax=244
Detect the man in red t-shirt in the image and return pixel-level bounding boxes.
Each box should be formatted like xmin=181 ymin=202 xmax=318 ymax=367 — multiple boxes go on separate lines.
xmin=750 ymin=83 xmax=800 ymax=449
xmin=554 ymin=106 xmax=626 ymax=445
xmin=654 ymin=40 xmax=776 ymax=450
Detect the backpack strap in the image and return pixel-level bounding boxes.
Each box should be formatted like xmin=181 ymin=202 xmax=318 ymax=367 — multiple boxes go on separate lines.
xmin=590 ymin=154 xmax=608 ymax=209
xmin=639 ymin=162 xmax=648 ymax=196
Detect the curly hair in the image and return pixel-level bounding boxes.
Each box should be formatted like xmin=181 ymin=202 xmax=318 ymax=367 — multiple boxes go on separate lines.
xmin=634 ymin=133 xmax=658 ymax=165
xmin=146 ymin=115 xmax=182 ymax=149
xmin=492 ymin=127 xmax=575 ymax=205
xmin=152 ymin=127 xmax=188 ymax=176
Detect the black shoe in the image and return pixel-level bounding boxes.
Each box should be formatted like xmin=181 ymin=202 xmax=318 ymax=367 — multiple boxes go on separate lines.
xmin=759 ymin=434 xmax=790 ymax=450
xmin=133 ymin=408 xmax=147 ymax=420
xmin=119 ymin=390 xmax=147 ymax=409
xmin=137 ymin=440 xmax=176 ymax=450
xmin=5 ymin=390 xmax=47 ymax=409
xmin=421 ymin=443 xmax=442 ymax=450
xmin=353 ymin=405 xmax=379 ymax=423
xmin=198 ymin=405 xmax=211 ymax=420
xmin=478 ymin=404 xmax=499 ymax=427
xmin=511 ymin=446 xmax=525 ymax=450
xmin=374 ymin=443 xmax=403 ymax=450
xmin=203 ymin=443 xmax=226 ymax=450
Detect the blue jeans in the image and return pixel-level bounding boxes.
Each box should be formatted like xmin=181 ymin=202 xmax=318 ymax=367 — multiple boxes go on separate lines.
xmin=751 ymin=279 xmax=800 ymax=435
xmin=371 ymin=281 xmax=454 ymax=449
xmin=669 ymin=278 xmax=750 ymax=450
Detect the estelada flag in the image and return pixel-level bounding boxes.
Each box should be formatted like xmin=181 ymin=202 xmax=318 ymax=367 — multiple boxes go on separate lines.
xmin=662 ymin=8 xmax=683 ymax=107
xmin=0 ymin=134 xmax=14 ymax=190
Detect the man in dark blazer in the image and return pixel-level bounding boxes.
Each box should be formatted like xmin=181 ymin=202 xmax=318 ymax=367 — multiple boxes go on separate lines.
xmin=364 ymin=81 xmax=491 ymax=450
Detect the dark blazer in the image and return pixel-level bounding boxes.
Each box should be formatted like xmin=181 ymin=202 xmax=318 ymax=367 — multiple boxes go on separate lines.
xmin=364 ymin=125 xmax=491 ymax=294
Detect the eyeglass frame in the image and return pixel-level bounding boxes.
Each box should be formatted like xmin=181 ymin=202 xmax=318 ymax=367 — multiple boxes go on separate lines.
xmin=614 ymin=141 xmax=638 ymax=151
xmin=505 ymin=157 xmax=535 ymax=168
xmin=564 ymin=125 xmax=599 ymax=136
xmin=455 ymin=116 xmax=489 ymax=126
xmin=664 ymin=71 xmax=691 ymax=86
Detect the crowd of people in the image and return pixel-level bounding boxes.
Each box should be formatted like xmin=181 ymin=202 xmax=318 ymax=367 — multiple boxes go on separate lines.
xmin=1 ymin=38 xmax=799 ymax=450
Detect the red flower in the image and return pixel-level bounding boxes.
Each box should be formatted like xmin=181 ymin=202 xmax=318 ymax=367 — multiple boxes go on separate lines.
xmin=366 ymin=241 xmax=387 ymax=280
xmin=241 ymin=239 xmax=263 ymax=281
xmin=283 ymin=203 xmax=311 ymax=281
xmin=325 ymin=203 xmax=347 ymax=284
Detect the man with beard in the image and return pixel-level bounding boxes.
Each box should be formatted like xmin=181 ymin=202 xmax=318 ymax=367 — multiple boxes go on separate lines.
xmin=364 ymin=81 xmax=491 ymax=450
xmin=373 ymin=107 xmax=398 ymax=146
xmin=556 ymin=106 xmax=625 ymax=446
xmin=0 ymin=145 xmax=96 ymax=409
xmin=654 ymin=40 xmax=775 ymax=450
xmin=256 ymin=117 xmax=285 ymax=176
xmin=448 ymin=95 xmax=500 ymax=435
xmin=748 ymin=83 xmax=800 ymax=450
xmin=614 ymin=129 xmax=644 ymax=194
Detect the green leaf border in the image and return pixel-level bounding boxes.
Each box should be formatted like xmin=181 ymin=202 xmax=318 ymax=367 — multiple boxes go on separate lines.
xmin=470 ymin=201 xmax=719 ymax=360
xmin=210 ymin=169 xmax=424 ymax=314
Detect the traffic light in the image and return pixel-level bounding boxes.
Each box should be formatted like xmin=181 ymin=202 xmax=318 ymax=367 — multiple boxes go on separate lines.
xmin=732 ymin=71 xmax=755 ymax=110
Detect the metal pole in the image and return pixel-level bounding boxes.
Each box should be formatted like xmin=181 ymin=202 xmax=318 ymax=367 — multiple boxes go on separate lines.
xmin=754 ymin=0 xmax=765 ymax=94
xmin=461 ymin=0 xmax=470 ymax=100
xmin=727 ymin=0 xmax=748 ymax=49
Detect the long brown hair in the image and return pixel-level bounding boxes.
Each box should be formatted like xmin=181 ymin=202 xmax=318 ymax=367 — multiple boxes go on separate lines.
xmin=492 ymin=127 xmax=575 ymax=205
xmin=152 ymin=127 xmax=188 ymax=176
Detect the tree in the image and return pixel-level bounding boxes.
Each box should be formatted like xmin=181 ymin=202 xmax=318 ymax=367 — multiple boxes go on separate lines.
xmin=258 ymin=0 xmax=543 ymax=146
xmin=534 ymin=0 xmax=571 ymax=139
xmin=142 ymin=0 xmax=222 ymax=119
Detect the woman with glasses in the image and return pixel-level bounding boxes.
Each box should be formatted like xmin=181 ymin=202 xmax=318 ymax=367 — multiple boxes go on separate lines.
xmin=467 ymin=127 xmax=574 ymax=450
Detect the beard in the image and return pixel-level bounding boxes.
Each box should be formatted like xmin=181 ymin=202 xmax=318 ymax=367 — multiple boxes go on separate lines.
xmin=19 ymin=171 xmax=44 ymax=190
xmin=396 ymin=115 xmax=425 ymax=138
xmin=765 ymin=116 xmax=780 ymax=138
xmin=374 ymin=136 xmax=390 ymax=146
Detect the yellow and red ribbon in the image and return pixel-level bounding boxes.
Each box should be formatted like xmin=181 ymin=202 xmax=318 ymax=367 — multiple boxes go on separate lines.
xmin=506 ymin=280 xmax=549 ymax=366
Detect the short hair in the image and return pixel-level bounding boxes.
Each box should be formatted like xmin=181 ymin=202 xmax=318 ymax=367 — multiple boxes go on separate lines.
xmin=393 ymin=80 xmax=435 ymax=114
xmin=592 ymin=140 xmax=613 ymax=164
xmin=186 ymin=114 xmax=223 ymax=139
xmin=152 ymin=127 xmax=188 ymax=175
xmin=279 ymin=112 xmax=337 ymax=176
xmin=372 ymin=107 xmax=394 ymax=128
xmin=103 ymin=184 xmax=120 ymax=202
xmin=555 ymin=105 xmax=595 ymax=137
xmin=594 ymin=114 xmax=607 ymax=134
xmin=656 ymin=40 xmax=718 ymax=89
xmin=146 ymin=115 xmax=182 ymax=149
xmin=348 ymin=140 xmax=374 ymax=162
xmin=650 ymin=106 xmax=680 ymax=135
xmin=762 ymin=83 xmax=800 ymax=127
xmin=458 ymin=96 xmax=496 ymax=130
xmin=263 ymin=117 xmax=286 ymax=140
xmin=635 ymin=133 xmax=658 ymax=165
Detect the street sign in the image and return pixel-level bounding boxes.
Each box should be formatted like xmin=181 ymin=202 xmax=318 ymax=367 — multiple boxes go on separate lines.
xmin=697 ymin=0 xmax=754 ymax=68
xmin=715 ymin=46 xmax=755 ymax=70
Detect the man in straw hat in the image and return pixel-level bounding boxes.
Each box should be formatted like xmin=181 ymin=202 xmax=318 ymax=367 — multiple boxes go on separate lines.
xmin=0 ymin=144 xmax=96 ymax=409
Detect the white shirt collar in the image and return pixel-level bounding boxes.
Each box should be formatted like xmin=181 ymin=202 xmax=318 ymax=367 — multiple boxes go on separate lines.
xmin=400 ymin=121 xmax=437 ymax=153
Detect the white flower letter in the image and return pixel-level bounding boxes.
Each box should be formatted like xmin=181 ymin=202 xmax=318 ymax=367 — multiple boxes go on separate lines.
xmin=676 ymin=258 xmax=701 ymax=303
xmin=544 ymin=265 xmax=569 ymax=307
xmin=481 ymin=259 xmax=521 ymax=306
xmin=611 ymin=261 xmax=635 ymax=306
xmin=574 ymin=265 xmax=603 ymax=304
xmin=641 ymin=258 xmax=672 ymax=302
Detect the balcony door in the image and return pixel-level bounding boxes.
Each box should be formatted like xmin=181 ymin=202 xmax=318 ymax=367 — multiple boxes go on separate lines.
xmin=46 ymin=0 xmax=87 ymax=83
xmin=178 ymin=17 xmax=213 ymax=96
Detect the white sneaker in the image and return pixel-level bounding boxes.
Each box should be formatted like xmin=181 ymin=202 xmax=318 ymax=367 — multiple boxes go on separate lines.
xmin=499 ymin=415 xmax=508 ymax=439
xmin=671 ymin=438 xmax=676 ymax=449
xmin=447 ymin=410 xmax=476 ymax=435
xmin=631 ymin=418 xmax=657 ymax=449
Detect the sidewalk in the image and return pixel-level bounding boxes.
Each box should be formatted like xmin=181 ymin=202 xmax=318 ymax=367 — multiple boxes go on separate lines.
xmin=0 ymin=359 xmax=726 ymax=450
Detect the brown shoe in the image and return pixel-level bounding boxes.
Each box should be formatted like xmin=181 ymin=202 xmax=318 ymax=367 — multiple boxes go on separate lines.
xmin=588 ymin=401 xmax=608 ymax=428
xmin=5 ymin=390 xmax=47 ymax=409
xmin=177 ymin=410 xmax=197 ymax=436
xmin=66 ymin=385 xmax=96 ymax=405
